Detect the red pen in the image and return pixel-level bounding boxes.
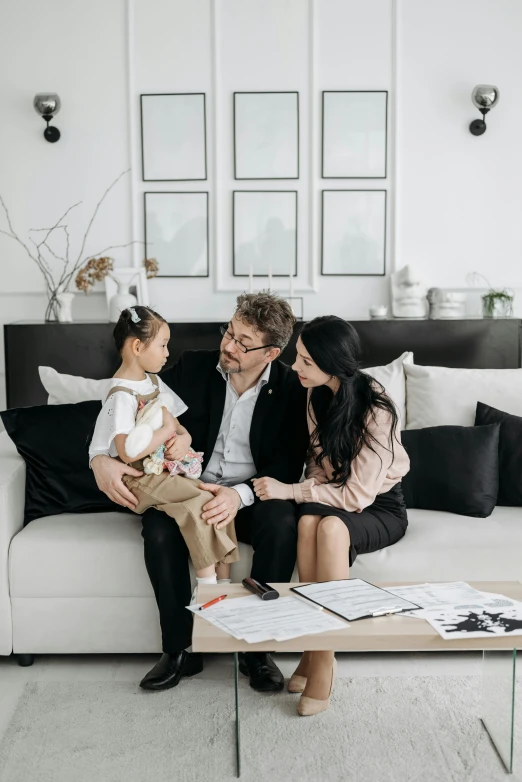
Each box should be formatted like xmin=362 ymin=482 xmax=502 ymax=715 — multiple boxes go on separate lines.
xmin=198 ymin=594 xmax=227 ymax=611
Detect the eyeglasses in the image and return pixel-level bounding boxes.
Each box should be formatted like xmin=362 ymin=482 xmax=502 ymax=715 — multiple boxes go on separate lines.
xmin=219 ymin=325 xmax=278 ymax=354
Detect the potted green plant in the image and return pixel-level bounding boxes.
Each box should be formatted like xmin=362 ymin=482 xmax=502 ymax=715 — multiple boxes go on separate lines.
xmin=481 ymin=289 xmax=514 ymax=318
xmin=466 ymin=273 xmax=514 ymax=318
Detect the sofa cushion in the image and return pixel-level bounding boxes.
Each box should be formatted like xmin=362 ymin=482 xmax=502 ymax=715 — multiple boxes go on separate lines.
xmin=39 ymin=366 xmax=114 ymax=405
xmin=362 ymin=351 xmax=413 ymax=425
xmin=0 ymin=401 xmax=120 ymax=524
xmin=404 ymin=364 xmax=522 ymax=429
xmin=10 ymin=506 xmax=522 ymax=597
xmin=401 ymin=424 xmax=499 ymax=517
xmin=475 ymin=401 xmax=522 ymax=506
xmin=8 ymin=512 xmax=255 ymax=598
xmin=351 ymin=506 xmax=522 ymax=583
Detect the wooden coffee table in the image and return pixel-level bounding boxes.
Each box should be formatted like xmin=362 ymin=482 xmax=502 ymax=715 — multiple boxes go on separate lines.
xmin=193 ymin=581 xmax=522 ymax=776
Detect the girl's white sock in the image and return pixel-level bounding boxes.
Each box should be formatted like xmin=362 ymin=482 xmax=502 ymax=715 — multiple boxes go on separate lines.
xmin=191 ymin=574 xmax=217 ymax=605
xmin=217 ymin=578 xmax=231 ymax=585
xmin=197 ymin=575 xmax=217 ymax=585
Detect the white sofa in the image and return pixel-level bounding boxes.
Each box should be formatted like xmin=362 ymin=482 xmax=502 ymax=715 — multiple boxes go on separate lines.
xmin=1 ymin=361 xmax=522 ymax=659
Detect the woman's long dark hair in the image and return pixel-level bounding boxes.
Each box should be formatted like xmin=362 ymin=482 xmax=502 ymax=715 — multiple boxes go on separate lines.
xmin=300 ymin=316 xmax=399 ymax=487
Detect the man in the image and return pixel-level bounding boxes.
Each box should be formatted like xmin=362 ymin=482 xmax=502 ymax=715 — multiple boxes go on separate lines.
xmin=92 ymin=292 xmax=308 ymax=692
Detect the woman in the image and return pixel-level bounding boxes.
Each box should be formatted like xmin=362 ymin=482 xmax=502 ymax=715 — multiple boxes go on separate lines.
xmin=252 ymin=316 xmax=410 ymax=716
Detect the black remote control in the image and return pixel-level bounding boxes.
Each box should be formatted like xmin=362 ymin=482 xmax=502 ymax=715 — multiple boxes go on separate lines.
xmin=242 ymin=577 xmax=280 ymax=600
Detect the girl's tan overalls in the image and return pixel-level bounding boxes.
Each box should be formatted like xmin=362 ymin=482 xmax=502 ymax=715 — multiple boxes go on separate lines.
xmin=105 ymin=375 xmax=238 ymax=571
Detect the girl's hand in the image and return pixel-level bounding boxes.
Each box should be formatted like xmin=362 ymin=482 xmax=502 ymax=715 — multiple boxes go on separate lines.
xmin=165 ymin=432 xmax=191 ymax=461
xmin=252 ymin=477 xmax=293 ymax=502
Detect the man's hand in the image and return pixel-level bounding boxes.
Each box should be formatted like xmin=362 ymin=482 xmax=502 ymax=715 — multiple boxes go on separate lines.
xmin=91 ymin=454 xmax=142 ymax=510
xmin=198 ymin=483 xmax=241 ymax=530
xmin=252 ymin=476 xmax=293 ymax=502
xmin=164 ymin=432 xmax=191 ymax=461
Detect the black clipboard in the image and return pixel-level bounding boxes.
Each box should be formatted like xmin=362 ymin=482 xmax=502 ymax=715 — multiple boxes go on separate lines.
xmin=290 ymin=578 xmax=422 ymax=622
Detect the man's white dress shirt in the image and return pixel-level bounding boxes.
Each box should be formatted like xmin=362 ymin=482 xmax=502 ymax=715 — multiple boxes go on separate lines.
xmin=201 ymin=363 xmax=271 ymax=508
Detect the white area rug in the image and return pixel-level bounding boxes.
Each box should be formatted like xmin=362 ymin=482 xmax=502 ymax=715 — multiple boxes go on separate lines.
xmin=0 ymin=676 xmax=520 ymax=782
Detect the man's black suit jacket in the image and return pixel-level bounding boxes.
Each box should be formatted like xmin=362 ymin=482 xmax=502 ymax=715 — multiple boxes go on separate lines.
xmin=159 ymin=350 xmax=309 ymax=495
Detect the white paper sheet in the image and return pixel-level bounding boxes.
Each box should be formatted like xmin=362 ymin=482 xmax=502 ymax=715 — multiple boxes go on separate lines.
xmin=384 ymin=583 xmax=522 ymax=637
xmin=388 ymin=584 xmax=522 ymax=619
xmin=188 ymin=595 xmax=348 ymax=643
xmin=385 ymin=582 xmax=487 ymax=616
xmin=292 ymin=579 xmax=420 ymax=621
xmin=421 ymin=601 xmax=522 ymax=639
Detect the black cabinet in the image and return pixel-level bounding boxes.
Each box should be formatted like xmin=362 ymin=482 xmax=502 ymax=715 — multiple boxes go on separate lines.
xmin=4 ymin=319 xmax=521 ymax=408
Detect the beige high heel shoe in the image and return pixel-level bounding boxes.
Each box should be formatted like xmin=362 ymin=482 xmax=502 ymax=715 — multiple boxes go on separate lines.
xmin=288 ymin=652 xmax=311 ymax=693
xmin=287 ymin=674 xmax=307 ymax=693
xmin=297 ymin=658 xmax=337 ymax=716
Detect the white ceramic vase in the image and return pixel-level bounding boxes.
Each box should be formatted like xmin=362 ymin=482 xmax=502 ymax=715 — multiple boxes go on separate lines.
xmin=109 ymin=282 xmax=137 ymax=322
xmin=56 ymin=292 xmax=75 ymax=323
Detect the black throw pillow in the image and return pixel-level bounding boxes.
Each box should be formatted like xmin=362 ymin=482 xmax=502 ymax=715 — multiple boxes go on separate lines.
xmin=401 ymin=424 xmax=499 ymax=517
xmin=475 ymin=402 xmax=522 ymax=506
xmin=0 ymin=401 xmax=121 ymax=525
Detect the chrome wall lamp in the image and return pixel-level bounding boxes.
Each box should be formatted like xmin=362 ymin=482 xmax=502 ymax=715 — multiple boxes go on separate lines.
xmin=33 ymin=93 xmax=61 ymax=142
xmin=469 ymin=85 xmax=499 ymax=136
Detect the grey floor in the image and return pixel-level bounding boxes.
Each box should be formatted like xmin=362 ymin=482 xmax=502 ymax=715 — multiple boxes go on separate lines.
xmin=0 ymin=650 xmax=482 ymax=744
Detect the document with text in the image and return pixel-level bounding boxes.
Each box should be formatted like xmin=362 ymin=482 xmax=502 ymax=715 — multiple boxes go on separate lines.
xmin=188 ymin=595 xmax=349 ymax=643
xmin=291 ymin=579 xmax=421 ymax=622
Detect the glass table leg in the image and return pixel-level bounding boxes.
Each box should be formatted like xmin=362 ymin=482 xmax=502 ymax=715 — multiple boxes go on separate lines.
xmin=234 ymin=652 xmax=241 ymax=778
xmin=481 ymin=649 xmax=516 ymax=773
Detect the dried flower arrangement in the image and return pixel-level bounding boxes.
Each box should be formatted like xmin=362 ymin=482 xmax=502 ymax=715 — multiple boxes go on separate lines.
xmin=0 ymin=170 xmax=138 ymax=321
xmin=75 ymin=256 xmax=158 ymax=294
xmin=144 ymin=257 xmax=159 ymax=279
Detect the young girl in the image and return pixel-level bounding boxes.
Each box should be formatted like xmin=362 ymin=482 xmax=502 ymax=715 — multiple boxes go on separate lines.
xmin=89 ymin=305 xmax=238 ymax=590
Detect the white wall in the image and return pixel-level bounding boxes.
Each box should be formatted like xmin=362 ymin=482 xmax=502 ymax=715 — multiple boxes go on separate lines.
xmin=397 ymin=0 xmax=522 ymax=290
xmin=1 ymin=0 xmax=522 ymax=410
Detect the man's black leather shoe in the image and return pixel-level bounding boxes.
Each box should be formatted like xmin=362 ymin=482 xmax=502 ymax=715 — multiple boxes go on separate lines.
xmin=238 ymin=652 xmax=284 ymax=692
xmin=139 ymin=652 xmax=203 ymax=691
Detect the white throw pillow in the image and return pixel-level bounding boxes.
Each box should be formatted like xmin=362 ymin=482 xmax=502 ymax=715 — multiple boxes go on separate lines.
xmin=362 ymin=351 xmax=413 ymax=425
xmin=404 ymin=363 xmax=522 ymax=429
xmin=39 ymin=366 xmax=114 ymax=405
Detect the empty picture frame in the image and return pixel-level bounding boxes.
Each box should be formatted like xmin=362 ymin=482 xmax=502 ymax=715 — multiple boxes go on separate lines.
xmin=321 ymin=190 xmax=386 ymax=276
xmin=234 ymin=92 xmax=299 ymax=179
xmin=141 ymin=94 xmax=207 ymax=181
xmin=322 ymin=91 xmax=388 ymax=178
xmin=233 ymin=191 xmax=297 ymax=276
xmin=144 ymin=192 xmax=209 ymax=277
xmin=284 ymin=297 xmax=304 ymax=320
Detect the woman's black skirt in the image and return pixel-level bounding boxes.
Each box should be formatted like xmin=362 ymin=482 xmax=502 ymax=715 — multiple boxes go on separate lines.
xmin=297 ymin=482 xmax=408 ymax=567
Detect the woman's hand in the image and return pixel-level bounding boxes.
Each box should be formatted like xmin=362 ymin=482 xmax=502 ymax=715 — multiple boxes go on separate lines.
xmin=252 ymin=477 xmax=294 ymax=502
xmin=165 ymin=432 xmax=191 ymax=461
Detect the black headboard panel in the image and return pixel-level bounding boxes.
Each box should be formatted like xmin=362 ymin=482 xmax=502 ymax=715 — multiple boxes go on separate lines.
xmin=4 ymin=319 xmax=521 ymax=408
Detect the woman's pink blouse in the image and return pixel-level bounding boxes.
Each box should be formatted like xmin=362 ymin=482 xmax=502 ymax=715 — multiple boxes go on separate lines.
xmin=291 ymin=398 xmax=410 ymax=512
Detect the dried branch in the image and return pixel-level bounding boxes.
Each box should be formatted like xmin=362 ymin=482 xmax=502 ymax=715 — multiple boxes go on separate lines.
xmin=75 ymin=169 xmax=130 ymax=266
xmin=0 ymin=170 xmax=132 ymax=320
xmin=28 ymin=236 xmax=55 ymax=278
xmin=1 ymin=225 xmax=55 ymax=292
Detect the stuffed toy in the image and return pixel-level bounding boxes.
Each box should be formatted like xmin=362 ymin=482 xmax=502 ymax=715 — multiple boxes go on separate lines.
xmin=124 ymin=394 xmax=203 ymax=479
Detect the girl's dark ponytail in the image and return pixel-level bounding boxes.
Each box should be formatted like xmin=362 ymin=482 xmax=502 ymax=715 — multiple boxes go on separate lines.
xmin=113 ymin=305 xmax=167 ymax=354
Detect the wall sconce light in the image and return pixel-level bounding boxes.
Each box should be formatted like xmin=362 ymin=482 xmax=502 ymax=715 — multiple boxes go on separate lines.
xmin=469 ymin=85 xmax=499 ymax=136
xmin=33 ymin=93 xmax=61 ymax=142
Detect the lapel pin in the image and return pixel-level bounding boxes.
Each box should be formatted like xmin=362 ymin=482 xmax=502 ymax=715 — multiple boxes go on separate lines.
xmin=268 ymin=389 xmax=273 ymax=395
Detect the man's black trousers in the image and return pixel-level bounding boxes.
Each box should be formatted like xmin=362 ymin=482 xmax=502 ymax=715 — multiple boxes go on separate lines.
xmin=141 ymin=500 xmax=298 ymax=653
